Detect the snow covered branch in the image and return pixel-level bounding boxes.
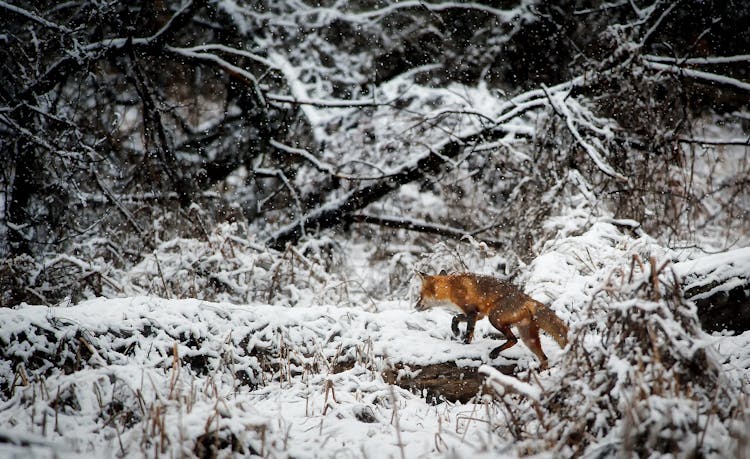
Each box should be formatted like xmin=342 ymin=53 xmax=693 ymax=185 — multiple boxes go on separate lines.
xmin=345 ymin=214 xmax=504 ymax=249
xmin=15 ymin=0 xmax=207 ymax=104
xmin=265 ymin=132 xmax=484 ymax=250
xmin=166 ymin=45 xmax=266 ymax=105
xmin=674 ymin=136 xmax=750 ymax=147
xmin=0 ymin=1 xmax=71 ymax=33
xmin=644 ymin=60 xmax=750 ymax=93
xmin=644 ymin=54 xmax=750 ymax=65
xmin=544 ymin=87 xmax=627 ymax=181
xmin=353 ymin=0 xmax=532 ymax=23
xmin=245 ymin=0 xmax=534 ymax=26
xmin=270 ymin=140 xmax=335 ymax=175
xmin=265 ymin=93 xmax=389 ymax=108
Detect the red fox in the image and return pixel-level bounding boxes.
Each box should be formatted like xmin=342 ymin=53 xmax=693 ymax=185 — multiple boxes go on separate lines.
xmin=415 ymin=271 xmax=568 ymax=369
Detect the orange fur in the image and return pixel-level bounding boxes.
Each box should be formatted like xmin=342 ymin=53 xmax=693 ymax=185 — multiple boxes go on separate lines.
xmin=416 ymin=272 xmax=568 ymax=369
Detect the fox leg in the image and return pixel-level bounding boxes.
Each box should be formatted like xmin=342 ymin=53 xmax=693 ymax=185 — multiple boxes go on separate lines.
xmin=451 ymin=314 xmax=467 ymax=337
xmin=463 ymin=311 xmax=478 ymax=344
xmin=488 ymin=323 xmax=518 ymax=359
xmin=451 ymin=311 xmax=478 ymax=343
xmin=518 ymin=321 xmax=549 ymax=369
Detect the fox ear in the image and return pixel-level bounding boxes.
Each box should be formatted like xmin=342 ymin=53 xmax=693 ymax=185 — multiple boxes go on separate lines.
xmin=439 ymin=269 xmax=447 ymax=276
xmin=415 ymin=270 xmax=428 ymax=280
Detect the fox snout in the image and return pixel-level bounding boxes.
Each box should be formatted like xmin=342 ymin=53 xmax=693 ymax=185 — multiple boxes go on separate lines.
xmin=415 ymin=296 xmax=428 ymax=311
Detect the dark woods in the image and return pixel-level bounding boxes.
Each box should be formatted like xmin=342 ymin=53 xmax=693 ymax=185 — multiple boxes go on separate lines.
xmin=1 ymin=0 xmax=749 ymax=305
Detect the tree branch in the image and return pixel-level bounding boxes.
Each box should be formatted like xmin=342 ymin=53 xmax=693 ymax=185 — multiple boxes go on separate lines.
xmin=644 ymin=61 xmax=750 ymax=93
xmin=15 ymin=0 xmax=206 ymax=104
xmin=265 ymin=93 xmax=390 ymax=108
xmin=265 ymin=79 xmax=582 ymax=250
xmin=128 ymin=46 xmax=194 ymax=206
xmin=345 ymin=214 xmax=504 ymax=249
xmin=165 ymin=45 xmax=266 ymax=106
xmin=0 ymin=1 xmax=71 ymax=32
xmin=265 ymin=134 xmax=476 ymax=250
xmin=644 ymin=54 xmax=750 ymax=65
xmin=542 ymin=86 xmax=627 ymax=181
xmin=270 ymin=140 xmax=335 ymax=175
xmin=674 ymin=136 xmax=750 ymax=147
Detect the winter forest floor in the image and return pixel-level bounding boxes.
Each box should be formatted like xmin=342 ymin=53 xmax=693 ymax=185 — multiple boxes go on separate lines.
xmin=2 ymin=217 xmax=750 ymax=458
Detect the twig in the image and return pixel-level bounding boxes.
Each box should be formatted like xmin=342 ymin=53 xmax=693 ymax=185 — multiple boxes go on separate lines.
xmin=629 ymin=254 xmax=645 ymax=284
xmin=270 ymin=139 xmax=334 ymax=175
xmin=254 ymin=167 xmax=303 ymax=212
xmin=639 ymin=1 xmax=679 ymax=46
xmin=154 ymin=253 xmax=171 ymax=299
xmin=649 ymin=256 xmax=660 ymax=300
xmin=93 ymin=171 xmax=152 ymax=250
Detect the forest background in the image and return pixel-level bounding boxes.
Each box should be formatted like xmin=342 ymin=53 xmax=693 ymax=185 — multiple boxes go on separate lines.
xmin=1 ymin=0 xmax=749 ymax=457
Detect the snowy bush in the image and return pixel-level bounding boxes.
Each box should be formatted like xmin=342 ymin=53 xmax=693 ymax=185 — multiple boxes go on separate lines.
xmin=122 ymin=223 xmax=353 ymax=307
xmin=488 ymin=255 xmax=749 ymax=457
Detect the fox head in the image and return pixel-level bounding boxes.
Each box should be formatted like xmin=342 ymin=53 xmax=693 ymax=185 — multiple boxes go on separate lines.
xmin=415 ymin=270 xmax=450 ymax=311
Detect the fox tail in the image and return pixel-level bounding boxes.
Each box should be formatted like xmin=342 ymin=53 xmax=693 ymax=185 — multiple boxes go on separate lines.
xmin=534 ymin=302 xmax=569 ymax=348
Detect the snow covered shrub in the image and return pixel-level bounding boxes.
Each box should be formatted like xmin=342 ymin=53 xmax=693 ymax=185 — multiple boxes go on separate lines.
xmin=0 ymin=250 xmax=118 ymax=306
xmin=0 ymin=221 xmax=358 ymax=307
xmin=0 ymin=255 xmax=38 ymax=306
xmin=122 ymin=222 xmax=351 ymax=306
xmin=415 ymin=240 xmax=509 ymax=279
xmin=531 ymin=256 xmax=746 ymax=457
xmin=1 ymin=296 xmax=452 ymax=457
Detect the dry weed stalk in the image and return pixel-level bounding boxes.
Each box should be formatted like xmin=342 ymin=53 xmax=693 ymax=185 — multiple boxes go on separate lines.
xmin=168 ymin=342 xmax=181 ymax=400
xmin=388 ymin=384 xmax=407 ymax=459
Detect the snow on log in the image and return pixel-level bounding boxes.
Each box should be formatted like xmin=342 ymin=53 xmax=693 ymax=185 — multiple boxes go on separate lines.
xmin=674 ymin=247 xmax=750 ymax=333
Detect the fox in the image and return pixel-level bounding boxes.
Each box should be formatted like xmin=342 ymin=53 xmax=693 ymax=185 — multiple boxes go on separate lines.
xmin=415 ymin=271 xmax=568 ymax=369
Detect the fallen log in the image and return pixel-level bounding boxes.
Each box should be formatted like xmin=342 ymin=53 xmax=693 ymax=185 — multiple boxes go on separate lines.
xmin=382 ymin=361 xmax=516 ymax=403
xmin=674 ymin=247 xmax=750 ymax=333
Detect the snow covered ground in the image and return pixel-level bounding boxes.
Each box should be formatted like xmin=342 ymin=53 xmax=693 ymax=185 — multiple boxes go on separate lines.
xmin=0 ymin=296 xmax=546 ymax=458
xmin=2 ymin=219 xmax=749 ymax=458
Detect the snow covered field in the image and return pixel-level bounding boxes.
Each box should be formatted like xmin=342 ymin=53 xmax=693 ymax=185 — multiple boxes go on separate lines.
xmin=0 ymin=297 xmax=527 ymax=458
xmin=2 ymin=220 xmax=749 ymax=458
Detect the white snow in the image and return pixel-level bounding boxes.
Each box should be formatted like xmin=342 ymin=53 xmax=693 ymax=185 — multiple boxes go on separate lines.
xmin=3 ymin=214 xmax=750 ymax=457
xmin=673 ymin=246 xmax=750 ymax=300
xmin=480 ymin=365 xmax=541 ymax=401
xmin=0 ymin=296 xmax=527 ymax=458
